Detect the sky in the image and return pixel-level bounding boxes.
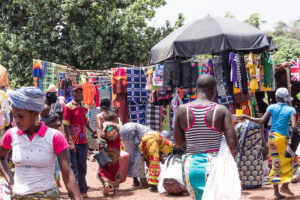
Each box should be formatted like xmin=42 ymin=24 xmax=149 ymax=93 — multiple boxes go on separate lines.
xmin=149 ymin=0 xmax=300 ymax=31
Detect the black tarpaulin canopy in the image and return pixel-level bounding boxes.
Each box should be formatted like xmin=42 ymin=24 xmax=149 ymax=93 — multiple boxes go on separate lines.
xmin=150 ymin=16 xmax=272 ymax=64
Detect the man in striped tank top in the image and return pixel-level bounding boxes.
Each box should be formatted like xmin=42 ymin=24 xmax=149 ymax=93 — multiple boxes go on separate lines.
xmin=174 ymin=74 xmax=238 ymax=200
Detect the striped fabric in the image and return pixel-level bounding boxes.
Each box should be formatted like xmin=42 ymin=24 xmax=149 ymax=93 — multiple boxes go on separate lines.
xmin=185 ymin=103 xmax=222 ymax=154
xmin=8 ymin=87 xmax=46 ymax=113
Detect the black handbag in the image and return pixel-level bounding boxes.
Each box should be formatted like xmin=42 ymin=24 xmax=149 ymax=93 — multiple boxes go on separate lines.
xmin=93 ymin=149 xmax=112 ymax=168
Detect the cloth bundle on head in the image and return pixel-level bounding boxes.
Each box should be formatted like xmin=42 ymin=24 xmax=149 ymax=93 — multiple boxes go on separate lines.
xmin=9 ymin=87 xmax=46 ymax=113
xmin=275 ymin=87 xmax=291 ymax=103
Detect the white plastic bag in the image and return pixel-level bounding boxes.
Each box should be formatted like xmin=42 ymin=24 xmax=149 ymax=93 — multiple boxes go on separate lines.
xmin=202 ymin=136 xmax=241 ymax=200
xmin=158 ymin=156 xmax=184 ymax=194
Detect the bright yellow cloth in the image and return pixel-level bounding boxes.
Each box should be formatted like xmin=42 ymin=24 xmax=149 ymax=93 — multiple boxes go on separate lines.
xmin=248 ymin=52 xmax=259 ymax=92
xmin=139 ymin=131 xmax=174 ymax=185
xmin=268 ymin=132 xmax=298 ymax=184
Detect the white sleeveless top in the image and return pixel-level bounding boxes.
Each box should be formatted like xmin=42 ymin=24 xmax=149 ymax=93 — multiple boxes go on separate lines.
xmin=1 ymin=123 xmax=69 ymax=195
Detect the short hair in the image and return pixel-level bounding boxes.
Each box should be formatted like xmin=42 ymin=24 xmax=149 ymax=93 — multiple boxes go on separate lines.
xmin=107 ymin=111 xmax=118 ymax=122
xmin=100 ymin=98 xmax=111 ymax=111
xmin=196 ymin=74 xmax=216 ymax=93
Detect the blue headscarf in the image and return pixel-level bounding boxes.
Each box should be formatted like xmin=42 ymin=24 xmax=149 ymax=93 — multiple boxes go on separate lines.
xmin=9 ymin=87 xmax=46 ymax=113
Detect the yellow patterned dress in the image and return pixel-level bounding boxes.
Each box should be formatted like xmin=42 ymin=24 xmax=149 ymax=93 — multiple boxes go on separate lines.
xmin=268 ymin=132 xmax=298 ymax=184
xmin=139 ymin=131 xmax=174 ymax=185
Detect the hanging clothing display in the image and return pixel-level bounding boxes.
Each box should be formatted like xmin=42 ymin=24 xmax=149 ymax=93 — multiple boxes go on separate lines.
xmin=127 ymin=67 xmax=147 ymax=124
xmin=261 ymin=52 xmax=274 ymax=88
xmin=112 ymin=67 xmax=128 ymax=124
xmin=146 ymin=102 xmax=160 ymax=132
xmin=82 ymin=82 xmax=96 ymax=106
xmin=42 ymin=62 xmax=55 ymax=93
xmin=247 ymin=52 xmax=259 ymax=93
xmin=212 ymin=56 xmax=226 ymax=96
xmin=0 ymin=65 xmax=9 ymax=88
xmin=32 ymin=60 xmax=43 ymax=78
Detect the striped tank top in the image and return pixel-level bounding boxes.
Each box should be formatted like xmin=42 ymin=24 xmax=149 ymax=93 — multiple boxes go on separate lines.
xmin=185 ymin=103 xmax=222 ymax=154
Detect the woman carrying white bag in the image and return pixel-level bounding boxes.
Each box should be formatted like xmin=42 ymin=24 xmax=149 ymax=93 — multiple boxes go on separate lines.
xmin=174 ymin=75 xmax=240 ymax=200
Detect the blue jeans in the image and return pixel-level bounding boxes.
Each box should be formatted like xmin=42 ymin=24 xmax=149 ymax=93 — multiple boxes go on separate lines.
xmin=69 ymin=143 xmax=88 ymax=194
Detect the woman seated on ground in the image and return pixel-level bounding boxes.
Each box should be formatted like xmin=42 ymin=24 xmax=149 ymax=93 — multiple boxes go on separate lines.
xmin=238 ymin=88 xmax=297 ymax=199
xmin=139 ymin=131 xmax=174 ymax=191
xmin=0 ymin=87 xmax=81 ymax=199
xmin=98 ymin=111 xmax=121 ymax=196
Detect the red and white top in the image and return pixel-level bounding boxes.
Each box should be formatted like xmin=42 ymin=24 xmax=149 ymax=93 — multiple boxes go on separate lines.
xmin=1 ymin=123 xmax=69 ymax=195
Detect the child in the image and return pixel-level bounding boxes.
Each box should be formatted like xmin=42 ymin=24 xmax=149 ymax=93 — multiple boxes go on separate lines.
xmin=98 ymin=111 xmax=121 ymax=196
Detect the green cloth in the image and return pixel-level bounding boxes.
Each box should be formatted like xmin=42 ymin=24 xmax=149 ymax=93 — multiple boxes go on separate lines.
xmin=42 ymin=62 xmax=55 ymax=93
xmin=250 ymin=95 xmax=256 ymax=117
xmin=160 ymin=105 xmax=170 ymax=132
xmin=261 ymin=52 xmax=273 ymax=88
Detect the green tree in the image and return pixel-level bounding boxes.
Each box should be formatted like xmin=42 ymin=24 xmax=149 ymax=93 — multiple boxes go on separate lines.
xmin=224 ymin=11 xmax=236 ymax=19
xmin=274 ymin=21 xmax=288 ymax=36
xmin=0 ymin=0 xmax=184 ymax=88
xmin=244 ymin=13 xmax=266 ymax=29
xmin=273 ymin=36 xmax=300 ymax=64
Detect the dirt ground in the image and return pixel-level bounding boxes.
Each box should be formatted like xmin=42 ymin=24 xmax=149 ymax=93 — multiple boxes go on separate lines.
xmin=60 ymin=160 xmax=300 ymax=200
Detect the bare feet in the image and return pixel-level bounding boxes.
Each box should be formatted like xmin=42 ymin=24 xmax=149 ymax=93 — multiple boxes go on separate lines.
xmin=133 ymin=177 xmax=140 ymax=187
xmin=148 ymin=185 xmax=157 ymax=192
xmin=280 ymin=187 xmax=294 ymax=196
xmin=103 ymin=184 xmax=110 ymax=196
xmin=274 ymin=192 xmax=286 ymax=200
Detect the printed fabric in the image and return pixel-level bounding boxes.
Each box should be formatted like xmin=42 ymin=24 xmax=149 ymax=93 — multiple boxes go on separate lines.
xmin=234 ymin=53 xmax=249 ymax=94
xmin=182 ymin=152 xmax=218 ymax=200
xmin=235 ymin=120 xmax=264 ymax=189
xmin=42 ymin=62 xmax=55 ymax=93
xmin=120 ymin=123 xmax=150 ymax=178
xmin=248 ymin=52 xmax=259 ymax=93
xmin=152 ymin=64 xmax=164 ymax=87
xmin=146 ymin=102 xmax=160 ymax=132
xmin=139 ymin=131 xmax=174 ymax=185
xmin=212 ymin=56 xmax=226 ymax=96
xmin=11 ymin=188 xmax=59 ymax=200
xmin=112 ymin=68 xmax=128 ymax=124
xmin=126 ymin=67 xmax=147 ymax=102
xmin=33 ymin=60 xmax=43 ymax=78
xmin=127 ymin=67 xmax=147 ymax=124
xmin=82 ymin=82 xmax=96 ymax=106
xmin=268 ymin=132 xmax=298 ymax=184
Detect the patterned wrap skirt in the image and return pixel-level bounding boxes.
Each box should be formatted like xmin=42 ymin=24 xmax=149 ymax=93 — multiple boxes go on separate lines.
xmin=182 ymin=152 xmax=218 ymax=200
xmin=268 ymin=132 xmax=298 ymax=184
xmin=11 ymin=188 xmax=59 ymax=200
xmin=139 ymin=131 xmax=174 ymax=185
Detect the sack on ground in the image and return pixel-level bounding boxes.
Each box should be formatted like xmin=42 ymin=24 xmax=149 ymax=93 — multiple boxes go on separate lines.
xmin=158 ymin=156 xmax=186 ymax=195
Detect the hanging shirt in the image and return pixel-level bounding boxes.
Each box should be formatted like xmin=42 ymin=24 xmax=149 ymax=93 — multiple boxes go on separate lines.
xmin=33 ymin=60 xmax=43 ymax=77
xmin=248 ymin=52 xmax=259 ymax=93
xmin=82 ymin=82 xmax=96 ymax=106
xmin=152 ymin=64 xmax=164 ymax=87
xmin=261 ymin=52 xmax=273 ymax=88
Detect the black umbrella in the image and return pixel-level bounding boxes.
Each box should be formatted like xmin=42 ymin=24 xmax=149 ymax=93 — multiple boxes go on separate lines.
xmin=150 ymin=16 xmax=271 ymax=64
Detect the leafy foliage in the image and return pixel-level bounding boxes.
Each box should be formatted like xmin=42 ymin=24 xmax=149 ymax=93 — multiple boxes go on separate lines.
xmin=244 ymin=13 xmax=266 ymax=29
xmin=0 ymin=0 xmax=184 ymax=88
